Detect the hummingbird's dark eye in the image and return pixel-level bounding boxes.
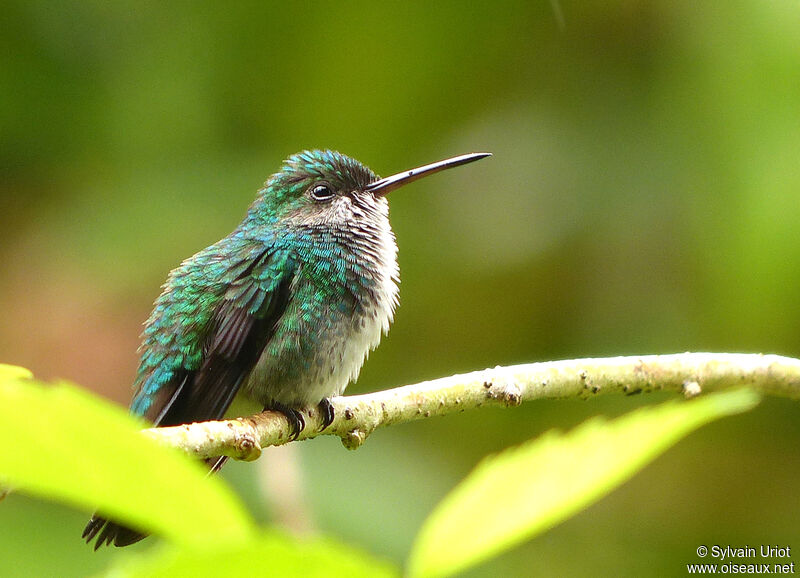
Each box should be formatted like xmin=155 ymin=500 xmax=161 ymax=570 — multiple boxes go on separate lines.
xmin=310 ymin=182 xmax=335 ymax=202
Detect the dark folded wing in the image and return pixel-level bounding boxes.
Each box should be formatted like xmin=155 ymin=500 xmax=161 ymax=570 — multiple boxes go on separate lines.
xmin=151 ymin=247 xmax=295 ymax=426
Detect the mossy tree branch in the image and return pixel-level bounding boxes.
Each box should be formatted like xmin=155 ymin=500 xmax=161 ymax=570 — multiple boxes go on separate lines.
xmin=142 ymin=352 xmax=800 ymax=461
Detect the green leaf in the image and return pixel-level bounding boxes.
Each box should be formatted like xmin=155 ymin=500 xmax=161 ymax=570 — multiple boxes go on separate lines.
xmin=0 ymin=373 xmax=256 ymax=547
xmin=0 ymin=363 xmax=33 ymax=380
xmin=102 ymin=529 xmax=399 ymax=578
xmin=407 ymin=388 xmax=760 ymax=578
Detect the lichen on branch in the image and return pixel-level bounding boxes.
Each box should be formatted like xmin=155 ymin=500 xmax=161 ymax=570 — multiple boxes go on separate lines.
xmin=143 ymin=353 xmax=800 ymax=460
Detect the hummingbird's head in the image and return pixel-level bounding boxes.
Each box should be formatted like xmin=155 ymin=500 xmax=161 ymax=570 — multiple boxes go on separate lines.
xmin=249 ymin=149 xmax=385 ymax=228
xmin=246 ymin=149 xmax=492 ymax=229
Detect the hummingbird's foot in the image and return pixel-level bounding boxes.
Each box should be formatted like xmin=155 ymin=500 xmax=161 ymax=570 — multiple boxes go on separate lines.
xmin=267 ymin=403 xmax=306 ymax=441
xmin=318 ymin=398 xmax=335 ymax=431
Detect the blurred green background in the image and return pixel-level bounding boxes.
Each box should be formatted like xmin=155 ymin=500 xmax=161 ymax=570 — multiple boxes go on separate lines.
xmin=2 ymin=1 xmax=800 ymax=576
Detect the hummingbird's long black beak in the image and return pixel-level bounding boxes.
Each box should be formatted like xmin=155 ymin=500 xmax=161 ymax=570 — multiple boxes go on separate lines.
xmin=365 ymin=152 xmax=492 ymax=197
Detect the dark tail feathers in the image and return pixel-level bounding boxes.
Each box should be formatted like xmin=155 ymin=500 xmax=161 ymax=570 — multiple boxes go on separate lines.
xmin=82 ymin=515 xmax=147 ymax=550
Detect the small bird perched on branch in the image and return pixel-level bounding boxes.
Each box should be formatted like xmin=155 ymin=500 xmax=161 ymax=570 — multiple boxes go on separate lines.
xmin=83 ymin=149 xmax=491 ymax=548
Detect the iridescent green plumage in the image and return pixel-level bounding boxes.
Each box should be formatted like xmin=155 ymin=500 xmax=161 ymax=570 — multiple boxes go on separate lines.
xmin=83 ymin=149 xmax=490 ymax=548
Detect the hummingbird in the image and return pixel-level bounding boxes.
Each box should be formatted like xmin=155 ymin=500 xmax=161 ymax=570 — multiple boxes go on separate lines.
xmin=82 ymin=149 xmax=491 ymax=548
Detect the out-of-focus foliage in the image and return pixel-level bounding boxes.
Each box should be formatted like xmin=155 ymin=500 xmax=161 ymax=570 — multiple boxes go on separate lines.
xmin=0 ymin=368 xmax=255 ymax=548
xmin=0 ymin=368 xmax=397 ymax=577
xmin=0 ymin=366 xmax=760 ymax=578
xmin=408 ymin=389 xmax=759 ymax=578
xmin=106 ymin=531 xmax=399 ymax=578
xmin=2 ymin=1 xmax=799 ymax=576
